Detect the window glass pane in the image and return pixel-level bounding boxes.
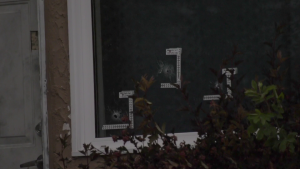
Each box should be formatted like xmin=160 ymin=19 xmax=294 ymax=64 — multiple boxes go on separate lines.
xmin=92 ymin=0 xmax=300 ymax=138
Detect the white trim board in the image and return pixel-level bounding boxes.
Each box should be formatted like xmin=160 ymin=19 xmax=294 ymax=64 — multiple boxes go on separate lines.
xmin=68 ymin=0 xmax=95 ymax=156
xmin=37 ymin=0 xmax=49 ymax=168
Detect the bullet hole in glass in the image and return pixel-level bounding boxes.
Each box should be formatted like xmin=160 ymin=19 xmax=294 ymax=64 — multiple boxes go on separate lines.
xmin=157 ymin=60 xmax=175 ymax=81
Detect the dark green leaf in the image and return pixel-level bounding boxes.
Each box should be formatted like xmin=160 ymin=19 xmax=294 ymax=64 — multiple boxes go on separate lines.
xmin=155 ymin=122 xmax=164 ymax=134
xmin=287 ymin=132 xmax=297 ymax=143
xmin=251 ymin=80 xmax=257 ymax=91
xmin=279 ymin=139 xmax=287 ymax=152
xmin=289 ymin=143 xmax=295 ymax=153
xmin=247 ymin=125 xmax=256 ymax=135
xmin=256 ymin=130 xmax=264 ymax=140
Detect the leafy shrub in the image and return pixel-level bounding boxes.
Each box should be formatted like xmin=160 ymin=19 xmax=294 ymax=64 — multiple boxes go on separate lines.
xmin=72 ymin=25 xmax=300 ymax=169
xmin=87 ymin=73 xmax=299 ymax=168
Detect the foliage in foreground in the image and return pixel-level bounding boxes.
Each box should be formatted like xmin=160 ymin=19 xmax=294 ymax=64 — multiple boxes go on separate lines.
xmin=95 ymin=47 xmax=299 ymax=169
xmin=95 ymin=76 xmax=299 ymax=169
xmin=58 ymin=26 xmax=300 ymax=169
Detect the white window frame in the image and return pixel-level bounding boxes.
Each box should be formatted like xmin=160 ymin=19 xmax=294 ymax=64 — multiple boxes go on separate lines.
xmin=68 ymin=0 xmax=198 ymax=156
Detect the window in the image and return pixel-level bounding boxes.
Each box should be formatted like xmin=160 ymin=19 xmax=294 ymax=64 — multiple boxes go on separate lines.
xmin=69 ymin=0 xmax=300 ymax=156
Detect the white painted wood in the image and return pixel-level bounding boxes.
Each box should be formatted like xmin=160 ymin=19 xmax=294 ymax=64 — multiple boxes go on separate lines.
xmin=0 ymin=0 xmax=44 ymax=168
xmin=68 ymin=0 xmax=95 ymax=156
xmin=37 ymin=0 xmax=49 ymax=168
xmin=68 ymin=0 xmax=198 ymax=156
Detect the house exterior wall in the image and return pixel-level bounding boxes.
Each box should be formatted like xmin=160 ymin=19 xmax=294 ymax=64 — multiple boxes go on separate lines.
xmin=44 ymin=0 xmax=70 ymax=168
xmin=44 ymin=0 xmax=105 ymax=168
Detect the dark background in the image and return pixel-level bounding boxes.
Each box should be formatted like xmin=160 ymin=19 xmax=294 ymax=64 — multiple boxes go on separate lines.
xmin=93 ymin=0 xmax=300 ymax=137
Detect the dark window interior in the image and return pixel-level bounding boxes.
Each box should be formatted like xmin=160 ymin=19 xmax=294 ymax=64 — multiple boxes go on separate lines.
xmin=92 ymin=0 xmax=300 ymax=138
